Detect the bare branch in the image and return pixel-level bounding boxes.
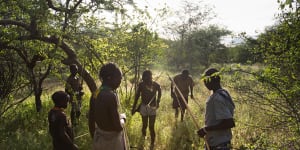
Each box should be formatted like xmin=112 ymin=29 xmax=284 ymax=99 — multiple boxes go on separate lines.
xmin=0 ymin=91 xmax=33 ymax=117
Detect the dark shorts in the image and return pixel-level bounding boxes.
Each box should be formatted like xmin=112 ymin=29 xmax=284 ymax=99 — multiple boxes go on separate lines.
xmin=172 ymin=96 xmax=188 ymax=109
xmin=206 ymin=141 xmax=231 ymax=150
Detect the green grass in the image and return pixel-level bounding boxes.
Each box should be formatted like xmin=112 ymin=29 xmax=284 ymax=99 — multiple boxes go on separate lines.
xmin=0 ymin=75 xmax=208 ymax=150
xmin=126 ymin=93 xmax=205 ymax=150
xmin=0 ymin=90 xmax=93 ymax=150
xmin=0 ymin=69 xmax=298 ymax=149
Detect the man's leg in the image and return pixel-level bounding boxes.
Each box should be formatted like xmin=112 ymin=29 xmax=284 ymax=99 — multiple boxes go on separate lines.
xmin=175 ymin=108 xmax=179 ymax=118
xmin=181 ymin=108 xmax=186 ymax=122
xmin=173 ymin=98 xmax=179 ymax=119
xmin=149 ymin=115 xmax=156 ymax=145
xmin=141 ymin=116 xmax=148 ymax=137
xmin=71 ymin=101 xmax=77 ymax=126
xmin=76 ymin=95 xmax=82 ymax=118
xmin=180 ymin=97 xmax=188 ymax=122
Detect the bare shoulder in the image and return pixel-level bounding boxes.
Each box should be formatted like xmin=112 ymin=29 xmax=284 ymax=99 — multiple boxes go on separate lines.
xmin=153 ymin=81 xmax=161 ymax=88
xmin=174 ymin=74 xmax=181 ymax=79
xmin=97 ymin=90 xmax=117 ymax=104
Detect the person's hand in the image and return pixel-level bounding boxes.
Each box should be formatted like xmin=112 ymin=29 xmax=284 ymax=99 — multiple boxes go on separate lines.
xmin=197 ymin=127 xmax=207 ymax=137
xmin=120 ymin=118 xmax=125 ymax=126
xmin=120 ymin=113 xmax=126 ymax=127
xmin=120 ymin=113 xmax=126 ymax=121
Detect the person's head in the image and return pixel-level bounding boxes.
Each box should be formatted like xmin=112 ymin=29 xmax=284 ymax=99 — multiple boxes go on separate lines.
xmin=203 ymin=68 xmax=221 ymax=91
xmin=69 ymin=64 xmax=78 ymax=76
xmin=181 ymin=69 xmax=189 ymax=79
xmin=52 ymin=91 xmax=70 ymax=108
xmin=99 ymin=62 xmax=122 ymax=90
xmin=142 ymin=70 xmax=152 ymax=83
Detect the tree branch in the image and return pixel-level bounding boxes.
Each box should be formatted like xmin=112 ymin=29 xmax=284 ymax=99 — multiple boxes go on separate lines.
xmin=0 ymin=19 xmax=31 ymax=31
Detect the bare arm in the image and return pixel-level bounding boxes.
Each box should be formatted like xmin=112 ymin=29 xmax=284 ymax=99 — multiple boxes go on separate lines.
xmin=190 ymin=78 xmax=194 ymax=98
xmin=190 ymin=85 xmax=194 ymax=99
xmin=206 ymin=118 xmax=235 ymax=131
xmin=65 ymin=77 xmax=72 ymax=94
xmin=157 ymin=84 xmax=162 ymax=106
xmin=88 ymin=96 xmax=95 ymax=138
xmin=59 ymin=117 xmax=78 ymax=150
xmin=108 ymin=94 xmax=123 ymax=132
xmin=197 ymin=118 xmax=235 ymax=137
xmin=171 ymin=82 xmax=176 ymax=98
xmin=131 ymin=85 xmax=141 ymax=114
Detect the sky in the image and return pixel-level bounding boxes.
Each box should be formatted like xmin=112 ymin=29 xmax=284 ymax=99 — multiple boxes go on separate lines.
xmin=136 ymin=0 xmax=281 ymax=37
xmin=208 ymin=0 xmax=280 ymax=36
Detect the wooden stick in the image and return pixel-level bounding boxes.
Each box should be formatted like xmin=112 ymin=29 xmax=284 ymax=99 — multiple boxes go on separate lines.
xmin=74 ymin=133 xmax=89 ymax=139
xmin=168 ymin=74 xmax=210 ymax=150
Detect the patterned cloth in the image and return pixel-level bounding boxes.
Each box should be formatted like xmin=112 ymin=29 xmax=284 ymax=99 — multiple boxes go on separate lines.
xmin=139 ymin=103 xmax=157 ymax=116
xmin=93 ymin=128 xmax=126 ymax=150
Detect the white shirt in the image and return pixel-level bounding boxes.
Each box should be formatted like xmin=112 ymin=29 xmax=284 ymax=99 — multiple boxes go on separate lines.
xmin=204 ymin=89 xmax=235 ymax=146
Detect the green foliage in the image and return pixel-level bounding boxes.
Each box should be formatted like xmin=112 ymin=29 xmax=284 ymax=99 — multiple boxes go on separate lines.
xmin=220 ymin=2 xmax=300 ymax=148
xmin=2 ymin=0 xmax=300 ymax=149
xmin=0 ymin=0 xmax=167 ymax=114
xmin=222 ymin=63 xmax=300 ymax=149
xmin=227 ymin=36 xmax=260 ymax=64
xmin=0 ymin=75 xmax=205 ymax=150
xmin=165 ymin=0 xmax=215 ymax=72
xmin=0 ymin=49 xmax=33 ymax=116
xmin=167 ymin=25 xmax=231 ymax=73
xmin=0 ymin=90 xmax=93 ymax=150
xmin=2 ymin=69 xmax=300 ymax=149
xmin=0 ymin=97 xmax=52 ymax=150
xmin=253 ymin=0 xmax=300 ymax=137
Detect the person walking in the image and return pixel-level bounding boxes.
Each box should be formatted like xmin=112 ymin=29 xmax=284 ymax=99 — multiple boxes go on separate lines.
xmin=131 ymin=70 xmax=162 ymax=147
xmin=197 ymin=68 xmax=235 ymax=150
xmin=171 ymin=70 xmax=194 ymax=121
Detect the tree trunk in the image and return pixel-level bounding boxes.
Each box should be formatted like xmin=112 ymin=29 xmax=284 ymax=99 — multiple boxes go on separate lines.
xmin=40 ymin=37 xmax=97 ymax=93
xmin=34 ymin=88 xmax=42 ymax=112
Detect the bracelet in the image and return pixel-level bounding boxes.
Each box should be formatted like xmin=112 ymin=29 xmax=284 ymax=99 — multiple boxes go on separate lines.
xmin=203 ymin=127 xmax=208 ymax=133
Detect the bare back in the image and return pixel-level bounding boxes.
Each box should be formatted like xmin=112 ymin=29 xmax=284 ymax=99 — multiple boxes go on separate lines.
xmin=93 ymin=90 xmax=122 ymax=132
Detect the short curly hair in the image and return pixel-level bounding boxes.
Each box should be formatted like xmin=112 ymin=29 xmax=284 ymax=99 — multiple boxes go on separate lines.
xmin=99 ymin=62 xmax=121 ymax=81
xmin=52 ymin=91 xmax=69 ymax=106
xmin=142 ymin=70 xmax=152 ymax=81
xmin=182 ymin=69 xmax=189 ymax=75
